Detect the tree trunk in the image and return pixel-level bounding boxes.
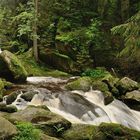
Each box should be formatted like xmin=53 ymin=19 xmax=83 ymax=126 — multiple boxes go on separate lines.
xmin=121 ymin=0 xmax=130 ymax=21
xmin=33 ymin=0 xmax=39 ymax=61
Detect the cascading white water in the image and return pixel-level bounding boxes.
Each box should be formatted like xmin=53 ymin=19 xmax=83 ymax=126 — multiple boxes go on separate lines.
xmin=0 ymin=48 xmax=2 ymax=53
xmin=10 ymin=77 xmax=140 ymax=131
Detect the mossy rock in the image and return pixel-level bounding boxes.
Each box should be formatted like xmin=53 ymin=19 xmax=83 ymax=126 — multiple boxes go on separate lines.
xmin=62 ymin=124 xmax=99 ymax=140
xmin=99 ymin=123 xmax=140 ymax=140
xmin=0 ymin=79 xmax=5 ymax=91
xmin=7 ymin=106 xmax=71 ymax=137
xmin=0 ymin=103 xmax=17 ymax=113
xmin=21 ymin=91 xmax=38 ymax=101
xmin=0 ymin=94 xmax=2 ymax=102
xmin=0 ymin=50 xmax=27 ymax=82
xmin=65 ymin=77 xmax=92 ymax=92
xmin=125 ymin=90 xmax=140 ymax=102
xmin=6 ymin=91 xmax=19 ymax=105
xmin=102 ymin=75 xmax=119 ymax=89
xmin=0 ymin=78 xmax=12 ymax=101
xmin=102 ymin=75 xmax=120 ymax=97
xmin=122 ymin=90 xmax=140 ymax=111
xmin=116 ymin=77 xmax=139 ymax=95
xmin=41 ymin=133 xmax=60 ymax=140
xmin=92 ymin=81 xmax=109 ymax=92
xmin=103 ymin=91 xmax=114 ymax=105
xmin=40 ymin=49 xmax=79 ymax=74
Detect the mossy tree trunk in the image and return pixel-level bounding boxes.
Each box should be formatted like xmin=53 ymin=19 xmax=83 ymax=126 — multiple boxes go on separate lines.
xmin=33 ymin=0 xmax=39 ymax=62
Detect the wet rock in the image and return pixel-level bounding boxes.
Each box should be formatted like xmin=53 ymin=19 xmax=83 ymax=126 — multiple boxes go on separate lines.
xmin=0 ymin=102 xmax=6 ymax=108
xmin=6 ymin=91 xmax=19 ymax=105
xmin=0 ymin=95 xmax=2 ymax=102
xmin=0 ymin=116 xmax=17 ymax=139
xmin=104 ymin=91 xmax=114 ymax=105
xmin=0 ymin=50 xmax=27 ymax=82
xmin=40 ymin=83 xmax=63 ymax=93
xmin=8 ymin=106 xmax=71 ymax=137
xmin=116 ymin=77 xmax=139 ymax=95
xmin=125 ymin=90 xmax=140 ymax=102
xmin=21 ymin=91 xmax=38 ymax=101
xmin=0 ymin=103 xmax=17 ymax=113
xmin=122 ymin=90 xmax=140 ymax=111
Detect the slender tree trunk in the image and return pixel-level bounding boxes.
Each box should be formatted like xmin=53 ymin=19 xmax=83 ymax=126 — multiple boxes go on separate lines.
xmin=33 ymin=0 xmax=39 ymax=61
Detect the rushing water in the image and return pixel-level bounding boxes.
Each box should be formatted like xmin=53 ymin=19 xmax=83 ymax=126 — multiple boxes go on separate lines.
xmin=5 ymin=77 xmax=140 ymax=131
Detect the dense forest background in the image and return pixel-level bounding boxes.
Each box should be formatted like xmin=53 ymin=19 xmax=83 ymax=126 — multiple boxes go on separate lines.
xmin=0 ymin=1 xmax=140 ymax=140
xmin=0 ymin=0 xmax=140 ymax=80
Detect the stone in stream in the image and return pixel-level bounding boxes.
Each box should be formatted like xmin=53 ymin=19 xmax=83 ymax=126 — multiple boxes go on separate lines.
xmin=116 ymin=77 xmax=139 ymax=95
xmin=6 ymin=91 xmax=20 ymax=105
xmin=0 ymin=102 xmax=17 ymax=113
xmin=21 ymin=91 xmax=38 ymax=101
xmin=122 ymin=90 xmax=140 ymax=111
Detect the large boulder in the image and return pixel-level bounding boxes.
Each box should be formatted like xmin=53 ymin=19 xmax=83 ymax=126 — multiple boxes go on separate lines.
xmin=102 ymin=75 xmax=119 ymax=97
xmin=0 ymin=116 xmax=17 ymax=139
xmin=0 ymin=50 xmax=27 ymax=82
xmin=62 ymin=124 xmax=99 ymax=140
xmin=8 ymin=106 xmax=71 ymax=137
xmin=62 ymin=123 xmax=140 ymax=140
xmin=123 ymin=90 xmax=140 ymax=111
xmin=98 ymin=123 xmax=140 ymax=140
xmin=125 ymin=90 xmax=140 ymax=102
xmin=65 ymin=77 xmax=92 ymax=92
xmin=40 ymin=49 xmax=79 ymax=74
xmin=116 ymin=77 xmax=139 ymax=95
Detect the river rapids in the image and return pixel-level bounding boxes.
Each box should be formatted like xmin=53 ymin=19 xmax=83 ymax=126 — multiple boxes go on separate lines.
xmin=3 ymin=76 xmax=140 ymax=131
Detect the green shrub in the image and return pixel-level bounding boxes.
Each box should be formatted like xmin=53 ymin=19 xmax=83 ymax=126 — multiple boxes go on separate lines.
xmin=12 ymin=122 xmax=41 ymax=140
xmin=82 ymin=69 xmax=109 ymax=78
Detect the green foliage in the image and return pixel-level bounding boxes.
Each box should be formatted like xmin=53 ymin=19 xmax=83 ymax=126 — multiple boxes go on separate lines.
xmin=57 ymin=19 xmax=103 ymax=48
xmin=53 ymin=124 xmax=65 ymax=136
xmin=57 ymin=19 xmax=104 ymax=71
xmin=82 ymin=68 xmax=109 ymax=78
xmin=12 ymin=122 xmax=41 ymax=140
xmin=111 ymin=11 xmax=140 ymax=49
xmin=76 ymin=47 xmax=93 ymax=71
xmin=86 ymin=19 xmax=104 ymax=48
xmin=0 ymin=7 xmax=13 ymax=44
xmin=12 ymin=1 xmax=35 ymax=39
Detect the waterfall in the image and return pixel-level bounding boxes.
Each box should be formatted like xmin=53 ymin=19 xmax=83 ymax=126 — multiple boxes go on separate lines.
xmin=7 ymin=77 xmax=140 ymax=131
xmin=0 ymin=48 xmax=2 ymax=53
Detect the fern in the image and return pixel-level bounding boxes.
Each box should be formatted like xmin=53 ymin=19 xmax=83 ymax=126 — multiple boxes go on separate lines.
xmin=111 ymin=11 xmax=140 ymax=48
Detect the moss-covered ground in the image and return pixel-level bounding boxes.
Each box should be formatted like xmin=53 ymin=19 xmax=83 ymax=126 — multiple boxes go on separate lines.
xmin=17 ymin=51 xmax=70 ymax=78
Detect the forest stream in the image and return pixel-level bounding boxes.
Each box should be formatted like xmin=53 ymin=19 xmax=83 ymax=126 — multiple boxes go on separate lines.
xmin=3 ymin=77 xmax=140 ymax=131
